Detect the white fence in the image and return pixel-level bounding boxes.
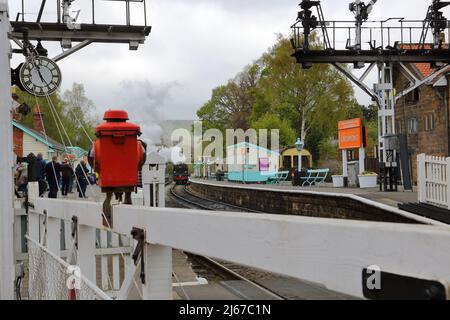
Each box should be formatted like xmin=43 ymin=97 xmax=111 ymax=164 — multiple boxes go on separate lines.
xmin=417 ymin=154 xmax=450 ymax=209
xmin=25 ymin=194 xmax=450 ymax=300
xmin=24 ymin=188 xmax=134 ymax=300
xmin=15 ymin=153 xmax=450 ymax=300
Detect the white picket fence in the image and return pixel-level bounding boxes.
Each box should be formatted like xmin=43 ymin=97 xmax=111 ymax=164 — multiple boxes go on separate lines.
xmin=417 ymin=154 xmax=450 ymax=209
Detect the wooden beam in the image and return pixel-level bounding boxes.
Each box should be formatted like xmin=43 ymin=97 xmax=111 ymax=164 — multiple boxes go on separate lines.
xmin=111 ymin=205 xmax=450 ymax=298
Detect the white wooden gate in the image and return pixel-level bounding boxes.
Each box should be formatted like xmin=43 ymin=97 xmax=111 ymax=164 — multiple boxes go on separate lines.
xmin=417 ymin=154 xmax=450 ymax=209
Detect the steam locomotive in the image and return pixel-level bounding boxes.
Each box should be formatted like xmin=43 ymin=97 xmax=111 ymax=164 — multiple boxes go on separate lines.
xmin=173 ymin=163 xmax=190 ymax=185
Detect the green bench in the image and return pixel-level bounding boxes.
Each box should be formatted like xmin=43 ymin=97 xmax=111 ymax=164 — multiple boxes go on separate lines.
xmin=267 ymin=171 xmax=290 ymax=185
xmin=300 ymin=169 xmax=330 ymax=187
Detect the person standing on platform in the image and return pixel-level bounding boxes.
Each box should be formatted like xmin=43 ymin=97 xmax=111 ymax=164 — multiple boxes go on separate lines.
xmin=45 ymin=156 xmax=62 ymax=199
xmin=76 ymin=160 xmax=89 ymax=198
xmin=68 ymin=161 xmax=75 ymax=194
xmin=36 ymin=153 xmax=47 ymax=197
xmin=61 ymin=160 xmax=74 ymax=197
xmin=15 ymin=163 xmax=28 ymax=196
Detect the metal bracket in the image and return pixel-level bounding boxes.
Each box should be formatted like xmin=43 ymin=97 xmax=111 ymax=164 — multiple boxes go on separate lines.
xmin=40 ymin=210 xmax=48 ymax=246
xmin=53 ymin=40 xmax=92 ymax=62
xmin=24 ymin=192 xmax=34 ymax=214
xmin=71 ymin=216 xmax=78 ymax=249
xmin=332 ymin=63 xmax=380 ymax=105
xmin=131 ymin=227 xmax=146 ymax=285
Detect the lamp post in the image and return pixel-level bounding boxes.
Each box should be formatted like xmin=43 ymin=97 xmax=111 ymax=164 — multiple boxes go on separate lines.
xmin=295 ymin=138 xmax=304 ymax=172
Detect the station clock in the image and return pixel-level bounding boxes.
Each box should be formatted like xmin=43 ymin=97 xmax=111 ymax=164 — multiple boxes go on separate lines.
xmin=19 ymin=56 xmax=62 ymax=97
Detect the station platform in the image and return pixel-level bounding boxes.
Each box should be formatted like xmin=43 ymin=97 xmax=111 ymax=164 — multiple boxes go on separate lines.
xmin=191 ymin=179 xmax=417 ymax=209
xmin=188 ymin=179 xmax=447 ymax=227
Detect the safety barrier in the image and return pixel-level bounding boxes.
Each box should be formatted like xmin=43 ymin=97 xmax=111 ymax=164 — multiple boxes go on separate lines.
xmin=27 ymin=236 xmax=111 ymax=300
xmin=417 ymin=154 xmax=450 ymax=209
xmin=20 ymin=152 xmax=450 ymax=300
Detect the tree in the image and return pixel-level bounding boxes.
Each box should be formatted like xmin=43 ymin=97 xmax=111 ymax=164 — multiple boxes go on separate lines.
xmin=15 ymin=90 xmax=70 ymax=144
xmin=14 ymin=83 xmax=97 ymax=151
xmin=196 ymin=35 xmax=361 ymax=162
xmin=63 ymin=83 xmax=97 ymax=150
xmin=362 ymin=104 xmax=378 ymax=122
xmin=254 ymin=35 xmax=357 ymax=146
xmin=197 ymin=63 xmax=262 ymax=131
xmin=251 ymin=114 xmax=297 ymax=148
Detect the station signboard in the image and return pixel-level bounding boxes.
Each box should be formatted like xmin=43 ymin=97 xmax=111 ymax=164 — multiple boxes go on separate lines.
xmin=338 ymin=118 xmax=367 ymax=150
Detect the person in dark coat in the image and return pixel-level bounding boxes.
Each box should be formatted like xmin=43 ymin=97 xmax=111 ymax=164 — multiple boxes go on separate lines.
xmin=36 ymin=153 xmax=47 ymax=197
xmin=61 ymin=160 xmax=74 ymax=196
xmin=16 ymin=153 xmax=38 ymax=182
xmin=76 ymin=160 xmax=90 ymax=198
xmin=45 ymin=156 xmax=62 ymax=199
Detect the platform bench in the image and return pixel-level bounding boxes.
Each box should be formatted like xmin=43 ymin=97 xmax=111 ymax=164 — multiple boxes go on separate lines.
xmin=267 ymin=171 xmax=290 ymax=185
xmin=300 ymin=169 xmax=330 ymax=187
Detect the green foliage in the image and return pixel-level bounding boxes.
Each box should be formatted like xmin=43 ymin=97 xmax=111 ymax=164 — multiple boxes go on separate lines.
xmin=197 ymin=63 xmax=262 ymax=132
xmin=15 ymin=83 xmax=97 ymax=151
xmin=63 ymin=83 xmax=97 ymax=150
xmin=318 ymin=139 xmax=339 ymax=162
xmin=251 ymin=114 xmax=296 ymax=147
xmin=196 ymin=34 xmax=379 ymax=162
xmin=362 ymin=104 xmax=378 ymax=122
xmin=255 ymin=36 xmax=359 ymax=144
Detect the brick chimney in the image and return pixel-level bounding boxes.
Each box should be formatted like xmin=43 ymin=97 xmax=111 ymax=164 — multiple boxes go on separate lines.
xmin=33 ymin=104 xmax=44 ymax=133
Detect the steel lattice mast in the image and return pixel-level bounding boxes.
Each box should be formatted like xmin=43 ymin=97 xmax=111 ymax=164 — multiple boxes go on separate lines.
xmin=291 ymin=0 xmax=450 ymax=176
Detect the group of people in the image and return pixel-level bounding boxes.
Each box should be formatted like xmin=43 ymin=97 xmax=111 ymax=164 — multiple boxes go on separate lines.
xmin=15 ymin=152 xmax=93 ymax=199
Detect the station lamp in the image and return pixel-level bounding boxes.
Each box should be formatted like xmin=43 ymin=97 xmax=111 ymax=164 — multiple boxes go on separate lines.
xmin=295 ymin=138 xmax=304 ymax=171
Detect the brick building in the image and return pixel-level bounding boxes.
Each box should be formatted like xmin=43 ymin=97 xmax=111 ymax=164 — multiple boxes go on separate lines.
xmin=393 ymin=63 xmax=450 ymax=183
xmin=12 ymin=105 xmax=65 ymax=160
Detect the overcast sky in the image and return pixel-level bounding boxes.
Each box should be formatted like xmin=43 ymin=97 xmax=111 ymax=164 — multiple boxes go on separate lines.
xmin=9 ymin=0 xmax=443 ymax=126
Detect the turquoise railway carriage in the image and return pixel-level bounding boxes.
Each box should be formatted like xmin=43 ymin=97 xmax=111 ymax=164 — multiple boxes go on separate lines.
xmin=226 ymin=142 xmax=280 ymax=183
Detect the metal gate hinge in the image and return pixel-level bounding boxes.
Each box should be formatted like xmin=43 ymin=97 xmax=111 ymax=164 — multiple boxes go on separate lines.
xmin=24 ymin=193 xmax=34 ymax=214
xmin=131 ymin=227 xmax=146 ymax=285
xmin=71 ymin=216 xmax=78 ymax=249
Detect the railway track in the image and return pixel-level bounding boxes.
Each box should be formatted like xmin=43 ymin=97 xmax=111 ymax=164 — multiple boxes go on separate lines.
xmin=170 ymin=184 xmax=262 ymax=213
xmin=168 ymin=184 xmax=287 ymax=300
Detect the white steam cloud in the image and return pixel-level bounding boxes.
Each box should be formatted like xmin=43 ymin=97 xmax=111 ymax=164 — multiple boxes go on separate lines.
xmin=113 ymin=80 xmax=188 ymax=163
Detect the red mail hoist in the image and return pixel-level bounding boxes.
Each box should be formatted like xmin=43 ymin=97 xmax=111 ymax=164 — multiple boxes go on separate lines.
xmin=89 ymin=110 xmax=146 ymax=226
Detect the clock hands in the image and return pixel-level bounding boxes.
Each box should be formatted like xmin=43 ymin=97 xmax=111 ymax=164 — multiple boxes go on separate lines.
xmin=34 ymin=64 xmax=49 ymax=86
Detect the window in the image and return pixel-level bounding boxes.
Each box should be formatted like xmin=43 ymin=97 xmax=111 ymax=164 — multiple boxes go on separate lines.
xmin=259 ymin=158 xmax=269 ymax=172
xmin=425 ymin=113 xmax=435 ymax=132
xmin=407 ymin=118 xmax=418 ymax=134
xmin=283 ymin=156 xmax=291 ymax=168
xmin=347 ymin=149 xmax=359 ymax=162
xmin=405 ymin=88 xmax=420 ymax=104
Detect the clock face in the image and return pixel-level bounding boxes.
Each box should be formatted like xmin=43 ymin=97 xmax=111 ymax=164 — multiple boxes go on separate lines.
xmin=19 ymin=57 xmax=62 ymax=97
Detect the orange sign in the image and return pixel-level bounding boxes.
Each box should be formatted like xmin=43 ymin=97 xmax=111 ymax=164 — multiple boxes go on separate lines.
xmin=338 ymin=118 xmax=363 ymax=150
xmin=338 ymin=118 xmax=362 ymax=131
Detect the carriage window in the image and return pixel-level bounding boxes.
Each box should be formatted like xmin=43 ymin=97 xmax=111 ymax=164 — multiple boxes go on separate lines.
xmin=283 ymin=156 xmax=291 ymax=168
